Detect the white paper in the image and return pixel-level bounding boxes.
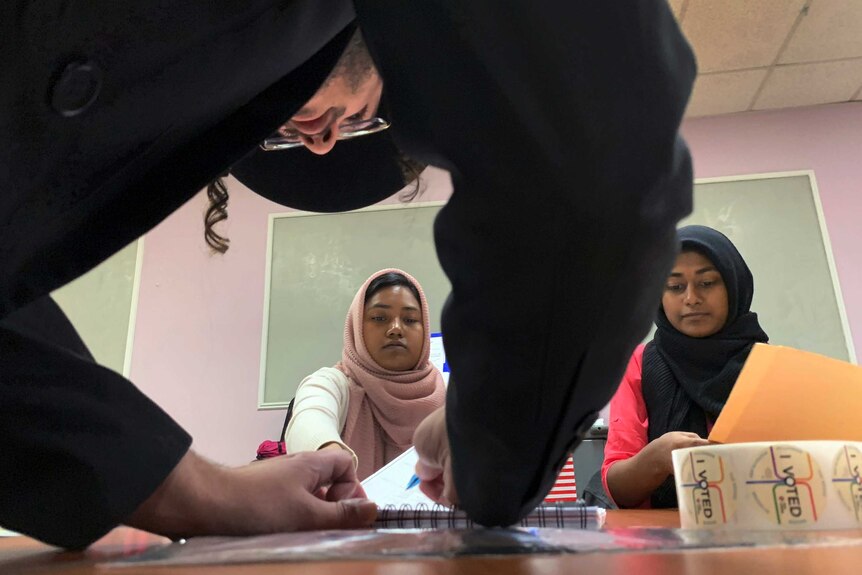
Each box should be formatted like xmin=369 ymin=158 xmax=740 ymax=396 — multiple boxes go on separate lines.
xmin=361 ymin=447 xmax=437 ymax=508
xmin=429 ymin=333 xmax=449 ymax=386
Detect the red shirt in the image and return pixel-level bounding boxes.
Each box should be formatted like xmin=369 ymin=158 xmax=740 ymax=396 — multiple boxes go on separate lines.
xmin=601 ymin=344 xmax=649 ymax=508
xmin=602 ymin=343 xmax=714 ymax=508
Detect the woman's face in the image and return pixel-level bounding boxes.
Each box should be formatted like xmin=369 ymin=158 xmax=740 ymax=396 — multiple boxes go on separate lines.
xmin=662 ymin=250 xmax=729 ymax=338
xmin=362 ymin=285 xmax=425 ymax=371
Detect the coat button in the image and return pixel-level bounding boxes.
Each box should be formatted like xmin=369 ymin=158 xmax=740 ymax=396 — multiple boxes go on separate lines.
xmin=51 ymin=61 xmax=103 ymax=117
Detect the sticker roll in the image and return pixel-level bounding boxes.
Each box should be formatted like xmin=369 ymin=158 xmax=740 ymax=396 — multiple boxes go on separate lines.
xmin=673 ymin=441 xmax=862 ymax=530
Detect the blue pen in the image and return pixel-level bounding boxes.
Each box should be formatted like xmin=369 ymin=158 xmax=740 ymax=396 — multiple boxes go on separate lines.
xmin=406 ymin=474 xmax=421 ymax=490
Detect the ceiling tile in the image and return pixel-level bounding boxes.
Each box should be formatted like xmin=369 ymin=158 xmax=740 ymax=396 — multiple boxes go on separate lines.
xmin=780 ymin=0 xmax=862 ymax=63
xmin=685 ymin=69 xmax=769 ymax=117
xmin=754 ymin=59 xmax=862 ymax=110
xmin=668 ymin=0 xmax=685 ymax=19
xmin=683 ymin=0 xmax=807 ymax=73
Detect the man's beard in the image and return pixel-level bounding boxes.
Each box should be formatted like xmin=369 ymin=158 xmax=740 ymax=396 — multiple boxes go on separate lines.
xmin=323 ymin=29 xmax=377 ymax=93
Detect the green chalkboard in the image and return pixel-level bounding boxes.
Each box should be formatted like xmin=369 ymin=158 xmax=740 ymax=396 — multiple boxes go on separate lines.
xmin=52 ymin=239 xmax=142 ymax=376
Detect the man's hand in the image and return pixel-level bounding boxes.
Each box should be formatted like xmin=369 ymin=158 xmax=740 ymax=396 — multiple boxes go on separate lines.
xmin=413 ymin=407 xmax=458 ymax=507
xmin=127 ymin=449 xmax=376 ymax=539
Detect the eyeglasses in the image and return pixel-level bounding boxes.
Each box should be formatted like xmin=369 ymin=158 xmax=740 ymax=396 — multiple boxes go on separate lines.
xmin=259 ymin=117 xmax=390 ymax=151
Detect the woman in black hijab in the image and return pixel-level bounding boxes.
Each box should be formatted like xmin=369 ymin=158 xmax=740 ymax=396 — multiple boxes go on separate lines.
xmin=602 ymin=225 xmax=769 ymax=509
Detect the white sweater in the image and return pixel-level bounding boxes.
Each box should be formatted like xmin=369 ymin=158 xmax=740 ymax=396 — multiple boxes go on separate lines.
xmin=283 ymin=367 xmax=358 ymax=467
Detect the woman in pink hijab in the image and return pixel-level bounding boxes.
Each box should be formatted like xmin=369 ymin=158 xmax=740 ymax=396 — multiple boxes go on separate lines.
xmin=284 ymin=269 xmax=446 ymax=480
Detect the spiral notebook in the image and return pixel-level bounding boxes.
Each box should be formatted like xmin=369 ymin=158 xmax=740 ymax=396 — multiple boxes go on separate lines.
xmin=374 ymin=502 xmax=606 ymax=529
xmin=362 ymin=448 xmax=605 ymax=530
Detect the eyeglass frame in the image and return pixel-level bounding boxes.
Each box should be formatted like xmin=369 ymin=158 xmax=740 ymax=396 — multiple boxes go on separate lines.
xmin=259 ymin=117 xmax=391 ymax=151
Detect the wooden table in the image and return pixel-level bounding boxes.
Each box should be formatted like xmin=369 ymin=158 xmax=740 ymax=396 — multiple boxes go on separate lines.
xmin=1 ymin=511 xmax=859 ymax=575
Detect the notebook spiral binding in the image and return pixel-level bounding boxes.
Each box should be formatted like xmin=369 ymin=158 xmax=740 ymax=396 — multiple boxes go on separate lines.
xmin=374 ymin=501 xmax=602 ymax=529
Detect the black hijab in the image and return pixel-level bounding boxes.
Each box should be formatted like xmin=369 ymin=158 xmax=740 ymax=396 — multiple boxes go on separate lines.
xmin=642 ymin=225 xmax=768 ymax=508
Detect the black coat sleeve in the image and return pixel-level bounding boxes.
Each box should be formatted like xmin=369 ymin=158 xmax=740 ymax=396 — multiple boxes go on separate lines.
xmin=0 ymin=1 xmax=354 ymax=549
xmin=0 ymin=298 xmax=191 ymax=549
xmin=354 ymin=0 xmax=695 ymax=525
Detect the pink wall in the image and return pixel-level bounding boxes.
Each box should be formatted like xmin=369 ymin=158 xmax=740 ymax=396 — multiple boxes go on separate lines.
xmin=682 ymin=102 xmax=862 ymax=356
xmin=131 ymin=103 xmax=862 ymax=466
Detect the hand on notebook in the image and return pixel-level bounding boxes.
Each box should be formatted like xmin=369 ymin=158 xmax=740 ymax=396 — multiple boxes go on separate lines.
xmin=231 ymin=450 xmax=377 ymax=531
xmin=127 ymin=449 xmax=377 ymax=538
xmin=413 ymin=406 xmax=459 ymax=507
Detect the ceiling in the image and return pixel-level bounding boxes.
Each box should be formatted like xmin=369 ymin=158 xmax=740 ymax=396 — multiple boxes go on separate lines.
xmin=668 ymin=0 xmax=862 ymax=117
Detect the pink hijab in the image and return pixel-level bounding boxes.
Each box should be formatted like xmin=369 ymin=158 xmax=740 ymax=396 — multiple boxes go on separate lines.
xmin=337 ymin=268 xmax=446 ymax=480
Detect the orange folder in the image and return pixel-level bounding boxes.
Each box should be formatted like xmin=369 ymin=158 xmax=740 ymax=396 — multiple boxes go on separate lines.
xmin=709 ymin=344 xmax=862 ymax=444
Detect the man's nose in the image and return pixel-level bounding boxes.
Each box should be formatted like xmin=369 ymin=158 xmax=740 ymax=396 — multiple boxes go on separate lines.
xmin=300 ymin=124 xmax=338 ymax=155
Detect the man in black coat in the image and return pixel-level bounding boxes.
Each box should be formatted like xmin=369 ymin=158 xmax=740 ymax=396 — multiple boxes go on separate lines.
xmin=0 ymin=0 xmax=695 ymax=548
